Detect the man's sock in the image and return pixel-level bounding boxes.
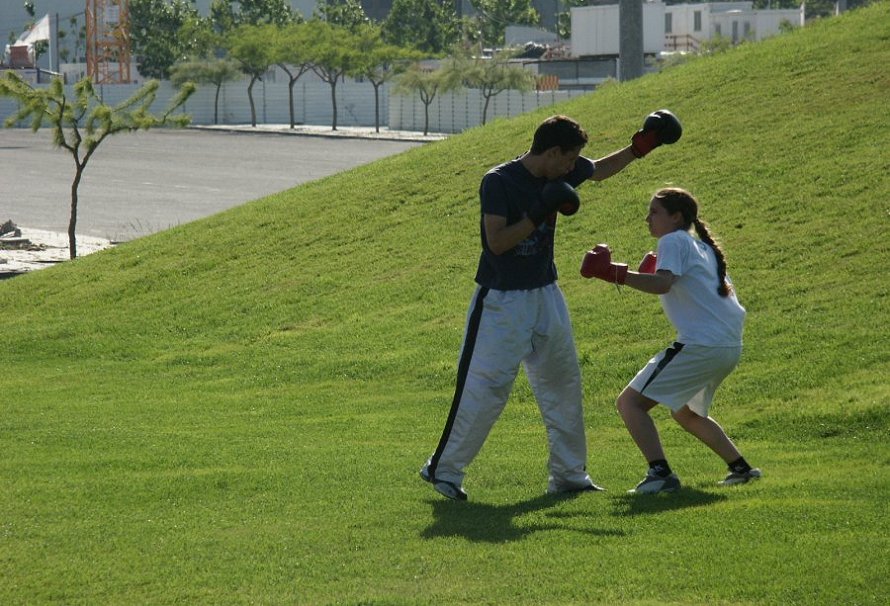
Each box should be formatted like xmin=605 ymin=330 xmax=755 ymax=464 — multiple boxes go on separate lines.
xmin=648 ymin=459 xmax=672 ymax=477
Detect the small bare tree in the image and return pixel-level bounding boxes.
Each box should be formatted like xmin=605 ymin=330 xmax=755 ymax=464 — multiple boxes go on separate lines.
xmin=353 ymin=24 xmax=421 ymax=133
xmin=461 ymin=49 xmax=536 ymax=125
xmin=171 ymin=56 xmax=241 ymax=125
xmin=304 ymin=21 xmax=361 ymax=131
xmin=0 ymin=74 xmax=195 ymax=258
xmin=393 ymin=61 xmax=462 ymax=136
xmin=226 ymin=24 xmax=277 ymax=128
xmin=275 ymin=22 xmax=314 ymax=129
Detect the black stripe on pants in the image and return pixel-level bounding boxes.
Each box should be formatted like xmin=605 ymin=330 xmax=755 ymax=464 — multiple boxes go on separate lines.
xmin=427 ymin=287 xmax=489 ymax=480
xmin=640 ymin=342 xmax=685 ymax=395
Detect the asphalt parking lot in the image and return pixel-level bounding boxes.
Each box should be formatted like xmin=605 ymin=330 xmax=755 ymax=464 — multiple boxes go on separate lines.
xmin=0 ymin=127 xmax=424 ymax=242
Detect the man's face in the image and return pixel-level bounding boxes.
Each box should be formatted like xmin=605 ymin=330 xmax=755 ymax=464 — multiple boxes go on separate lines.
xmin=545 ymin=146 xmax=582 ymax=180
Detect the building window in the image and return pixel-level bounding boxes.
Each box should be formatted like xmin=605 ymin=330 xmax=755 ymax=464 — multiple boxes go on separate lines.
xmin=665 ymin=13 xmax=673 ymax=34
xmin=694 ymin=11 xmax=702 ymax=32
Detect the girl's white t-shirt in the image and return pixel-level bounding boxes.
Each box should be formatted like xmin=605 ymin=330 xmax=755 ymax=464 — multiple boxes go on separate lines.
xmin=655 ymin=230 xmax=746 ymax=347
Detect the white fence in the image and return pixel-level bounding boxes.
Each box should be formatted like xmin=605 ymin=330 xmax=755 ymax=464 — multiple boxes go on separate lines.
xmin=0 ymin=66 xmax=592 ymax=134
xmin=388 ymin=87 xmax=587 ymax=134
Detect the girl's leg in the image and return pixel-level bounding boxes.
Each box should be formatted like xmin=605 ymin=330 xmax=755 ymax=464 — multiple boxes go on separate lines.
xmin=670 ymin=405 xmax=741 ymax=463
xmin=616 ymin=387 xmax=664 ymax=462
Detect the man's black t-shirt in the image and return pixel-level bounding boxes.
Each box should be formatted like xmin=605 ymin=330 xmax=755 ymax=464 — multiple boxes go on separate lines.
xmin=474 ymin=157 xmax=595 ymax=291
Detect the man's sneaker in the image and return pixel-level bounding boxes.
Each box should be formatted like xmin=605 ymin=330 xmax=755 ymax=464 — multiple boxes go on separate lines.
xmin=419 ymin=466 xmax=467 ymax=501
xmin=547 ymin=481 xmax=606 ymax=495
xmin=628 ymin=469 xmax=681 ymax=494
xmin=718 ymin=468 xmax=762 ymax=486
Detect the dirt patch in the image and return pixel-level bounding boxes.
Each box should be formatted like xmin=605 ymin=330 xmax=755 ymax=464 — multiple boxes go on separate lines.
xmin=0 ymin=222 xmax=113 ymax=279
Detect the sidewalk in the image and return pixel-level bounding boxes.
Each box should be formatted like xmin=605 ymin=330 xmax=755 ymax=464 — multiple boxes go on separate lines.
xmin=188 ymin=123 xmax=450 ymax=143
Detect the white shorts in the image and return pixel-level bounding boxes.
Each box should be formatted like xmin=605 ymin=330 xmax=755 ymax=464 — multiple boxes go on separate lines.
xmin=627 ymin=342 xmax=742 ymax=417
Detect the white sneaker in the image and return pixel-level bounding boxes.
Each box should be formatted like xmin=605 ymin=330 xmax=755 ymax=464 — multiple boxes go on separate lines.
xmin=547 ymin=482 xmax=606 ymax=495
xmin=718 ymin=468 xmax=762 ymax=486
xmin=629 ymin=469 xmax=681 ymax=494
xmin=420 ymin=465 xmax=467 ymax=501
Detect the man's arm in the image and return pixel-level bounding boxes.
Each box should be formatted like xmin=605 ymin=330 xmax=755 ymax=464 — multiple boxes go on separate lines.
xmin=484 ymin=213 xmax=536 ymax=256
xmin=589 ymin=147 xmax=637 ymax=182
xmin=587 ymin=109 xmax=683 ymax=182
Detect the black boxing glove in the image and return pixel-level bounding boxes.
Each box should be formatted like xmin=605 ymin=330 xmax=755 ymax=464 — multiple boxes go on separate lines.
xmin=630 ymin=109 xmax=683 ymax=158
xmin=546 ymin=180 xmax=581 ymax=216
xmin=528 ymin=180 xmax=579 ymax=225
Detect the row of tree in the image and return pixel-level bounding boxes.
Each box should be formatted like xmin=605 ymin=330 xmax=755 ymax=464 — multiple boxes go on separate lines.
xmin=131 ymin=0 xmax=555 ymax=81
xmin=128 ymin=0 xmax=857 ymax=81
xmin=143 ymin=1 xmax=540 ymax=134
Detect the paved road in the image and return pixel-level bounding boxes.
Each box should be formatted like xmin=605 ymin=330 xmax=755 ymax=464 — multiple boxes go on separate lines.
xmin=0 ymin=128 xmax=422 ymax=241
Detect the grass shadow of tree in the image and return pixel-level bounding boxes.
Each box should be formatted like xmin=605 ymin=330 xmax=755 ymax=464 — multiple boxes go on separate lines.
xmin=421 ymin=493 xmax=626 ymax=543
xmin=612 ymin=487 xmax=728 ymax=517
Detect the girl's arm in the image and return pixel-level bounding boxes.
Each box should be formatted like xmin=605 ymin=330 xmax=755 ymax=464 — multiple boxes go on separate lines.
xmin=624 ymin=269 xmax=677 ymax=294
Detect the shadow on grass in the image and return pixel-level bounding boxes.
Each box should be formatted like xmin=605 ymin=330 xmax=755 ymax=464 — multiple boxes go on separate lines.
xmin=612 ymin=487 xmax=727 ymax=517
xmin=421 ymin=492 xmax=626 ymax=543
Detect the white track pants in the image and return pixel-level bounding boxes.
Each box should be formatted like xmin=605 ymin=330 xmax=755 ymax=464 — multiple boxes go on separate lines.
xmin=426 ymin=283 xmax=592 ymax=492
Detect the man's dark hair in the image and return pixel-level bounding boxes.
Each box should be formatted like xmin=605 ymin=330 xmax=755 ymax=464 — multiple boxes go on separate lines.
xmin=530 ymin=115 xmax=589 ymax=154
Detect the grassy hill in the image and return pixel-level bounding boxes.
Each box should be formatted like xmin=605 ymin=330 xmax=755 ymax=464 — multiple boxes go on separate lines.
xmin=2 ymin=4 xmax=888 ymax=604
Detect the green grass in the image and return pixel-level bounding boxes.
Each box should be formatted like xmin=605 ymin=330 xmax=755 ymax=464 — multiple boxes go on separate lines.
xmin=2 ymin=4 xmax=889 ymax=604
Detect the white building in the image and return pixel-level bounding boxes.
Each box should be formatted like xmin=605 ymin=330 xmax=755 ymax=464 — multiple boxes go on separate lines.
xmin=570 ymin=2 xmax=805 ymax=56
xmin=570 ymin=3 xmax=668 ymax=57
xmin=664 ymin=2 xmax=805 ymax=50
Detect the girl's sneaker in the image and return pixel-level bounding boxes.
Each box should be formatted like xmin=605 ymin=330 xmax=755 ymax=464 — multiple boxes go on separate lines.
xmin=629 ymin=469 xmax=681 ymax=494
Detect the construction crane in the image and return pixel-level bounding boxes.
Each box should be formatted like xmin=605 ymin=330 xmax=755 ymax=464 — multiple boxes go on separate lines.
xmin=85 ymin=0 xmax=131 ymax=84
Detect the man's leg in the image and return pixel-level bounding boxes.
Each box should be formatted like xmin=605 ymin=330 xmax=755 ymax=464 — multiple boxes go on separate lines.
xmin=424 ymin=288 xmax=524 ymax=495
xmin=524 ymin=286 xmax=598 ymax=492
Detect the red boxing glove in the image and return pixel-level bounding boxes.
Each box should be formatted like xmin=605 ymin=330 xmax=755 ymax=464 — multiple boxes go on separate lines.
xmin=580 ymin=244 xmax=628 ymax=284
xmin=580 ymin=244 xmax=611 ymax=278
xmin=638 ymin=251 xmax=657 ymax=274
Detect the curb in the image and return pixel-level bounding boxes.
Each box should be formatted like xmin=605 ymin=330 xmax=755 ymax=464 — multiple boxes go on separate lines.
xmin=187 ymin=124 xmax=448 ymax=143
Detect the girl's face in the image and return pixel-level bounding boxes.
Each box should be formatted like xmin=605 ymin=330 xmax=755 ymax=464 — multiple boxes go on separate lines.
xmin=646 ymin=198 xmax=683 ymax=238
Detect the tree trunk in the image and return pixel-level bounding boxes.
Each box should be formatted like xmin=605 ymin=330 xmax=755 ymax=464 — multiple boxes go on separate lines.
xmin=248 ymin=76 xmax=258 ymax=127
xmin=421 ymin=90 xmax=434 ymax=136
xmin=329 ymin=80 xmax=338 ymax=131
xmin=214 ymin=83 xmax=221 ymax=125
xmin=68 ymin=166 xmax=83 ymax=259
xmin=373 ymin=83 xmax=381 ymax=133
xmin=482 ymin=95 xmax=492 ymax=125
xmin=289 ymin=79 xmax=296 ymax=129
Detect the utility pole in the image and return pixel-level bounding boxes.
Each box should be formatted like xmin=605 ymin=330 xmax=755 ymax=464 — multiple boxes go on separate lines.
xmin=52 ymin=13 xmax=60 ymax=74
xmin=619 ymin=0 xmax=644 ymax=81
